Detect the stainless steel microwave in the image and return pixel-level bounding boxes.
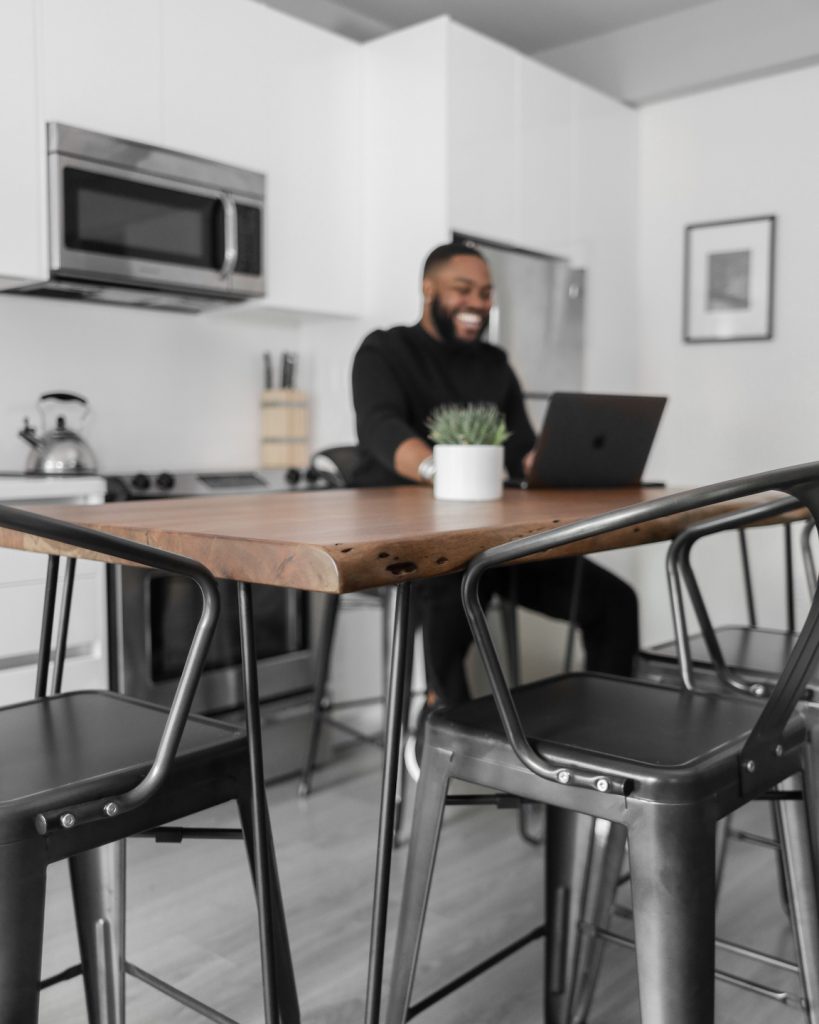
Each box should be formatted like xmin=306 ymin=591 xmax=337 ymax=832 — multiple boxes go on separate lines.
xmin=13 ymin=123 xmax=265 ymax=312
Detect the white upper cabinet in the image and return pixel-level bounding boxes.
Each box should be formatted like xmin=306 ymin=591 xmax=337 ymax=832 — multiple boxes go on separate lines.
xmin=160 ymin=0 xmax=271 ymax=170
xmin=39 ymin=0 xmax=163 ymax=143
xmin=262 ymin=19 xmax=363 ymax=316
xmin=515 ymin=60 xmax=573 ymax=256
xmin=0 ymin=0 xmax=44 ymax=286
xmin=447 ymin=23 xmax=573 ymax=257
xmin=447 ymin=26 xmax=517 ymax=246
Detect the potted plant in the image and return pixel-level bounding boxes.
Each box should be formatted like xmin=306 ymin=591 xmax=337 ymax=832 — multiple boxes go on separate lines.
xmin=426 ymin=402 xmax=510 ymax=501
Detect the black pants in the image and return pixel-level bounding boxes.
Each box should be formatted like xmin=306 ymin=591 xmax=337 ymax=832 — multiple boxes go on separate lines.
xmin=416 ymin=557 xmax=639 ymax=707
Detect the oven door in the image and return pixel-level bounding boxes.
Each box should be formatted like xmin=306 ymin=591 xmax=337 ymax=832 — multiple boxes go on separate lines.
xmin=108 ymin=565 xmax=312 ymax=714
xmin=50 ymin=155 xmax=263 ymax=298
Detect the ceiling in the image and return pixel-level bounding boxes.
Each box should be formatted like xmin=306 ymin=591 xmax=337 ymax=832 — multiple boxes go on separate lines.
xmin=259 ymin=0 xmax=715 ymax=52
xmin=256 ymin=0 xmax=819 ymax=105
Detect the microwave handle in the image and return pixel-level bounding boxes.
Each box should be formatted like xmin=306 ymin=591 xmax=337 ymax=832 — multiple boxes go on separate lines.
xmin=220 ymin=195 xmax=238 ymax=278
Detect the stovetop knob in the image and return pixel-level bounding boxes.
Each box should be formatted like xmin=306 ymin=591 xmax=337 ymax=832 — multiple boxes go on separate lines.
xmin=131 ymin=473 xmax=150 ymax=491
xmin=156 ymin=472 xmax=175 ymax=492
xmin=285 ymin=467 xmax=301 ymax=486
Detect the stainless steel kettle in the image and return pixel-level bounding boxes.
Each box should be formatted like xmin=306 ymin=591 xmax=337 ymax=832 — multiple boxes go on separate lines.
xmin=18 ymin=392 xmax=98 ymax=474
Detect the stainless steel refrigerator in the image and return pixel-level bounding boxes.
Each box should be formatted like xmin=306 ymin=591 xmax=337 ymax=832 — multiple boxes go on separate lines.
xmin=455 ymin=233 xmax=585 ymax=430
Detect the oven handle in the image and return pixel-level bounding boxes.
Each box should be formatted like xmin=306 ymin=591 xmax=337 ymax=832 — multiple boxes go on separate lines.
xmin=220 ymin=194 xmax=238 ymax=278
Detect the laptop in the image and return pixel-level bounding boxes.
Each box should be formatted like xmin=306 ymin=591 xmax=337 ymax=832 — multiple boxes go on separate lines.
xmin=526 ymin=392 xmax=667 ymax=488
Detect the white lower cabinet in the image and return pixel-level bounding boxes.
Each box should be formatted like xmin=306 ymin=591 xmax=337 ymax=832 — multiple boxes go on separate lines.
xmin=0 ymin=477 xmax=109 ymax=708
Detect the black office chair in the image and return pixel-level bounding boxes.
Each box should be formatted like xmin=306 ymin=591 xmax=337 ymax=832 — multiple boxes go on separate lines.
xmin=0 ymin=503 xmax=297 ymax=1023
xmin=386 ymin=464 xmax=819 ymax=1024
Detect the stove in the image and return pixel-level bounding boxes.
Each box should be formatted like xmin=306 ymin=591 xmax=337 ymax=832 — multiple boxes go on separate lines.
xmin=105 ymin=466 xmax=323 ymax=725
xmin=105 ymin=466 xmax=322 ymax=502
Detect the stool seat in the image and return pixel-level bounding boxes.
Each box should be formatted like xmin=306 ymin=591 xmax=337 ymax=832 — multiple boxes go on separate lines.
xmin=435 ymin=672 xmax=806 ymax=801
xmin=0 ymin=692 xmax=244 ymax=839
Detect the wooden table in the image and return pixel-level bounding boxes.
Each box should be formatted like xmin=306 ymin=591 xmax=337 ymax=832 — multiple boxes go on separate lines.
xmin=0 ymin=483 xmax=788 ymax=1024
xmin=0 ymin=484 xmax=779 ymax=592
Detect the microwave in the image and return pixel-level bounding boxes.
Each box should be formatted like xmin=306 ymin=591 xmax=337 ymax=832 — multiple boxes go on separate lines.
xmin=13 ymin=123 xmax=265 ymax=312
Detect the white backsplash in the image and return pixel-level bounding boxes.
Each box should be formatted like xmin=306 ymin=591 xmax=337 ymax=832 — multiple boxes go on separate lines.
xmin=0 ymin=293 xmax=363 ymax=474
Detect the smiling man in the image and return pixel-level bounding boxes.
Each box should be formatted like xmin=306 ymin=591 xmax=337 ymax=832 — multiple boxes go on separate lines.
xmin=352 ymin=241 xmax=535 ymax=487
xmin=351 ymin=241 xmax=638 ymax=711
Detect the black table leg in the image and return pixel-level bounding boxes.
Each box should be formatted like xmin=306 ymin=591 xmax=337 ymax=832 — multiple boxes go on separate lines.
xmin=365 ymin=581 xmax=414 ymax=1024
xmin=238 ymin=582 xmax=300 ymax=1024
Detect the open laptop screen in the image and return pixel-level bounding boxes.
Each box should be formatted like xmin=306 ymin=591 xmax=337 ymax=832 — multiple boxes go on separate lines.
xmin=527 ymin=392 xmax=667 ymax=488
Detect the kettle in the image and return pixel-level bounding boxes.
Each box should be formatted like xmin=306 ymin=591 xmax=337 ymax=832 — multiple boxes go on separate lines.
xmin=18 ymin=392 xmax=98 ymax=474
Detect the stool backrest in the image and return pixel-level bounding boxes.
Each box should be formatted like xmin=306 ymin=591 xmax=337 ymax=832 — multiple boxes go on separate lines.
xmin=665 ymin=495 xmax=810 ymax=693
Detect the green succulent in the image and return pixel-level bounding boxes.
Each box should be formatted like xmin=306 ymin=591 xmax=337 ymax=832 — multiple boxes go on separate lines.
xmin=425 ymin=402 xmax=511 ymax=446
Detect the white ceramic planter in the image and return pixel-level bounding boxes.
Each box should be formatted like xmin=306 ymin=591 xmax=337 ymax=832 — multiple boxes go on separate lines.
xmin=433 ymin=444 xmax=504 ymax=501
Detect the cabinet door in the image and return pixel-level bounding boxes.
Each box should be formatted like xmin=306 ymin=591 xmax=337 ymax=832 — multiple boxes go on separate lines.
xmin=160 ymin=0 xmax=271 ymax=170
xmin=40 ymin=0 xmax=163 ymax=143
xmin=0 ymin=555 xmax=108 ymax=707
xmin=0 ymin=0 xmax=45 ymax=286
xmin=516 ymin=60 xmax=573 ymax=256
xmin=262 ymin=18 xmax=363 ymax=316
xmin=447 ymin=24 xmax=517 ymax=246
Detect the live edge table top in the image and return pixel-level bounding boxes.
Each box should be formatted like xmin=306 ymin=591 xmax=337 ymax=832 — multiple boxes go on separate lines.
xmin=0 ymin=485 xmax=788 ymax=595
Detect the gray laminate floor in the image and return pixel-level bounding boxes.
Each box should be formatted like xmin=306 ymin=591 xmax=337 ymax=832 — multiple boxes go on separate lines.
xmin=37 ymin=742 xmax=804 ymax=1022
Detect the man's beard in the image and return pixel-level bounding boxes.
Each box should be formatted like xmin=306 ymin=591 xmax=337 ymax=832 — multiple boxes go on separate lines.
xmin=430 ymin=296 xmax=488 ymax=344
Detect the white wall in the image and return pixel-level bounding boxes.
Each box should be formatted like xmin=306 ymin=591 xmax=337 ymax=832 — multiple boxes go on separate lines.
xmin=635 ymin=64 xmax=819 ymax=644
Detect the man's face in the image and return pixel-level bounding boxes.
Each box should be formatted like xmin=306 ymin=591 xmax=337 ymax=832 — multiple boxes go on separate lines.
xmin=424 ymin=254 xmax=493 ymax=343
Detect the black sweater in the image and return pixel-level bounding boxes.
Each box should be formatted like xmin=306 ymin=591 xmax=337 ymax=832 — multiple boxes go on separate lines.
xmin=351 ymin=323 xmax=535 ymax=487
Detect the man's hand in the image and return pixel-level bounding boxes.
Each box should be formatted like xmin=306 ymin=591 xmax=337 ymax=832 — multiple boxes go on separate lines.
xmin=394 ymin=437 xmax=434 ymax=483
xmin=522 ymin=448 xmax=536 ymax=479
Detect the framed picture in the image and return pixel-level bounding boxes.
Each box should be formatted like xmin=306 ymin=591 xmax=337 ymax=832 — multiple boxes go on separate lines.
xmin=683 ymin=215 xmax=775 ymax=342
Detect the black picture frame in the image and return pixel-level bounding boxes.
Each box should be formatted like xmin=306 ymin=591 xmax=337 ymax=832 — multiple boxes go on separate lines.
xmin=683 ymin=215 xmax=776 ymax=342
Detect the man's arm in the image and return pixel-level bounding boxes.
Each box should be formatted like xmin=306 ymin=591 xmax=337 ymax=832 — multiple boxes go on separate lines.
xmin=394 ymin=437 xmax=433 ymax=484
xmin=502 ymin=366 xmax=537 ymax=478
xmin=353 ymin=337 xmax=430 ymax=484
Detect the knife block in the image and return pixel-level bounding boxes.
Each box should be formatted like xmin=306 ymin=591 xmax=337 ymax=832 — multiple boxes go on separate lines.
xmin=260 ymin=388 xmax=310 ymax=468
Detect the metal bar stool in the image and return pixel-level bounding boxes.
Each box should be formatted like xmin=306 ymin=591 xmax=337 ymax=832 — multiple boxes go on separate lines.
xmin=0 ymin=502 xmax=297 ymax=1024
xmin=385 ymin=465 xmax=819 ymax=1024
xmin=570 ymin=497 xmax=819 ymax=1023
